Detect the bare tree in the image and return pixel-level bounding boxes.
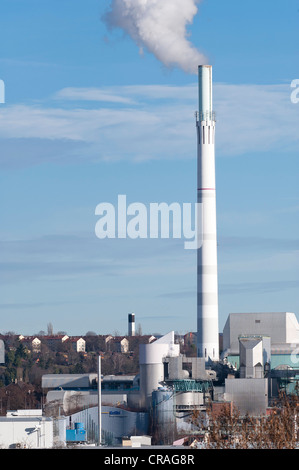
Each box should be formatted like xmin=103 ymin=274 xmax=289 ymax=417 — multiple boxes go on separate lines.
xmin=136 ymin=324 xmax=142 ymax=336
xmin=47 ymin=323 xmax=54 ymax=336
xmin=202 ymin=392 xmax=299 ymax=449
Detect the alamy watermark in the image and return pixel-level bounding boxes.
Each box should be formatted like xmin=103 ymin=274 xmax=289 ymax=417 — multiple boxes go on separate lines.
xmin=290 ymin=79 xmax=299 ymax=104
xmin=95 ymin=195 xmax=203 ymax=249
xmin=0 ymin=79 xmax=5 ymax=104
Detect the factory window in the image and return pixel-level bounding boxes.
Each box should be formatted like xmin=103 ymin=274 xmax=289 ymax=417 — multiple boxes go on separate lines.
xmin=164 ymin=362 xmax=169 ymax=379
xmin=202 ymin=126 xmax=205 ymax=144
xmin=205 ymin=348 xmax=207 ymax=358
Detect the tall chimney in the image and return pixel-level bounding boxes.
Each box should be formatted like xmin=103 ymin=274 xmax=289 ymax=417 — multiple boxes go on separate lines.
xmin=128 ymin=313 xmax=135 ymax=336
xmin=196 ymin=65 xmax=219 ymax=363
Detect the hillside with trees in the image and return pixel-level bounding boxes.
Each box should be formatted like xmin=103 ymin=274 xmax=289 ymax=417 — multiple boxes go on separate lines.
xmin=0 ymin=331 xmax=159 ymax=415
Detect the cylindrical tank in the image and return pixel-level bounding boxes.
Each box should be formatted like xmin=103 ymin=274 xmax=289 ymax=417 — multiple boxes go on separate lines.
xmin=152 ymin=390 xmax=174 ymax=421
xmin=152 ymin=389 xmax=175 ymax=445
xmin=138 ymin=333 xmax=180 ymax=409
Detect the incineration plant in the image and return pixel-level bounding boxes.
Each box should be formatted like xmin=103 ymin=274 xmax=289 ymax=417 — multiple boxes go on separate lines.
xmin=40 ymin=67 xmax=299 ymax=446
xmin=0 ymin=67 xmax=298 ymax=448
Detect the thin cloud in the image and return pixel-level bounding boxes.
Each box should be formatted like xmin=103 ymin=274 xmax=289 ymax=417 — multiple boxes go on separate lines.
xmin=0 ymin=83 xmax=297 ymax=168
xmin=0 ymin=234 xmax=190 ymax=285
xmin=54 ymin=87 xmax=137 ymax=105
xmin=220 ymin=280 xmax=299 ymax=295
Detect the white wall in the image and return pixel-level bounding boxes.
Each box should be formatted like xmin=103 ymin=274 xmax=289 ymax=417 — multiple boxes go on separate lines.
xmin=0 ymin=416 xmax=54 ymax=449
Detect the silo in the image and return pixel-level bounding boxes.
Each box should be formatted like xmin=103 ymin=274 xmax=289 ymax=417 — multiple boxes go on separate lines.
xmin=151 ymin=388 xmax=175 ymax=445
xmin=139 ymin=332 xmax=180 ymax=409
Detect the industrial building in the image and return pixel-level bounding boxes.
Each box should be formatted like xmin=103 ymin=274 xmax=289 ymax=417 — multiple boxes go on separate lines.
xmin=217 ymin=312 xmax=299 ymax=416
xmin=222 ymin=312 xmax=299 ymax=370
xmin=40 ymin=309 xmax=299 ymax=441
xmin=68 ymin=405 xmax=149 ymax=446
xmin=42 ymin=330 xmax=214 ymax=445
xmin=223 ymin=334 xmax=271 ymax=416
xmin=42 ymin=373 xmax=139 ymax=414
xmin=0 ymin=410 xmax=57 ymax=449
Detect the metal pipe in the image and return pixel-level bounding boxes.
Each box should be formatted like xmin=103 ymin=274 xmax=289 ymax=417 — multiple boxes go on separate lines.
xmin=98 ymin=355 xmax=102 ymax=446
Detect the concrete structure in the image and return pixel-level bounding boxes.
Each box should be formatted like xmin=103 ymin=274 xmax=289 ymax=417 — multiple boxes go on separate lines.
xmin=43 ymin=332 xmax=213 ymax=414
xmin=222 ymin=312 xmax=299 ymax=370
xmin=224 ymin=334 xmax=270 ymax=416
xmin=42 ymin=373 xmax=97 ymax=390
xmin=224 ymin=377 xmax=269 ymax=416
xmin=196 ymin=65 xmax=219 ymax=363
xmin=128 ymin=313 xmax=135 ymax=336
xmin=239 ymin=335 xmax=271 ymax=379
xmin=138 ymin=332 xmax=180 ymax=409
xmin=42 ymin=331 xmax=216 ymax=445
xmin=43 ymin=374 xmax=139 ymax=414
xmin=69 ymin=405 xmax=149 ymax=447
xmin=0 ymin=410 xmax=55 ymax=449
xmin=163 ymin=355 xmax=209 ymax=381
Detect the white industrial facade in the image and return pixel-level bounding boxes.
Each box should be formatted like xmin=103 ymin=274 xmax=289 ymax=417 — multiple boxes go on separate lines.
xmin=223 ymin=312 xmax=299 ymax=356
xmin=69 ymin=405 xmax=149 ymax=447
xmin=239 ymin=335 xmax=271 ymax=379
xmin=224 ymin=378 xmax=269 ymax=416
xmin=224 ymin=334 xmax=271 ymax=416
xmin=0 ymin=410 xmax=54 ymax=449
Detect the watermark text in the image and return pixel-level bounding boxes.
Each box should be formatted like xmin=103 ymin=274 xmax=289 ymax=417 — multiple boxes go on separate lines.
xmin=0 ymin=79 xmax=5 ymax=104
xmin=95 ymin=195 xmax=203 ymax=250
xmin=290 ymin=79 xmax=299 ymax=104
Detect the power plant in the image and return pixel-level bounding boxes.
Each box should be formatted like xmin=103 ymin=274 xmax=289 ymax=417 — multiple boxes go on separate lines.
xmin=2 ymin=66 xmax=298 ymax=449
xmin=196 ymin=65 xmax=219 ymax=362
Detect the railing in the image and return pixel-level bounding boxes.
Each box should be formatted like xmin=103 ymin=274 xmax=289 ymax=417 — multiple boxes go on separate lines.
xmin=170 ymin=379 xmax=212 ymax=393
xmin=195 ymin=111 xmax=216 ymax=122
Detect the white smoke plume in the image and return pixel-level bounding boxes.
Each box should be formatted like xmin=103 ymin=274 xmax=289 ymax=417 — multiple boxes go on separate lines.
xmin=104 ymin=0 xmax=207 ymax=74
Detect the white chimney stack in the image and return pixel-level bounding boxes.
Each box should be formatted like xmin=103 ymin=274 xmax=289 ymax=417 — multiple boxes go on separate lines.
xmin=128 ymin=313 xmax=136 ymax=336
xmin=196 ymin=65 xmax=219 ymax=363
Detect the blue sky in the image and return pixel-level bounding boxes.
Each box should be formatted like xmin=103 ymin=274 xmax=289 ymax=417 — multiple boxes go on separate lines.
xmin=0 ymin=0 xmax=298 ymax=337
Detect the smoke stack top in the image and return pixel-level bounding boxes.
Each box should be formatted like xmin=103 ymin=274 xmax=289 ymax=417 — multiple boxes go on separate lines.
xmin=104 ymin=0 xmax=208 ymax=74
xmin=128 ymin=313 xmax=135 ymax=336
xmin=198 ymin=65 xmax=213 ymax=120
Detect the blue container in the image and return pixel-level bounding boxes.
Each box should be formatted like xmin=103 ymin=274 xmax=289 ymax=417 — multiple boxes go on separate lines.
xmin=75 ymin=422 xmax=84 ymax=430
xmin=66 ymin=423 xmax=86 ymax=442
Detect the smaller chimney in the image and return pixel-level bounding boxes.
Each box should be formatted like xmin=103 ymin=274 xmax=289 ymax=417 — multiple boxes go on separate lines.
xmin=128 ymin=313 xmax=135 ymax=336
